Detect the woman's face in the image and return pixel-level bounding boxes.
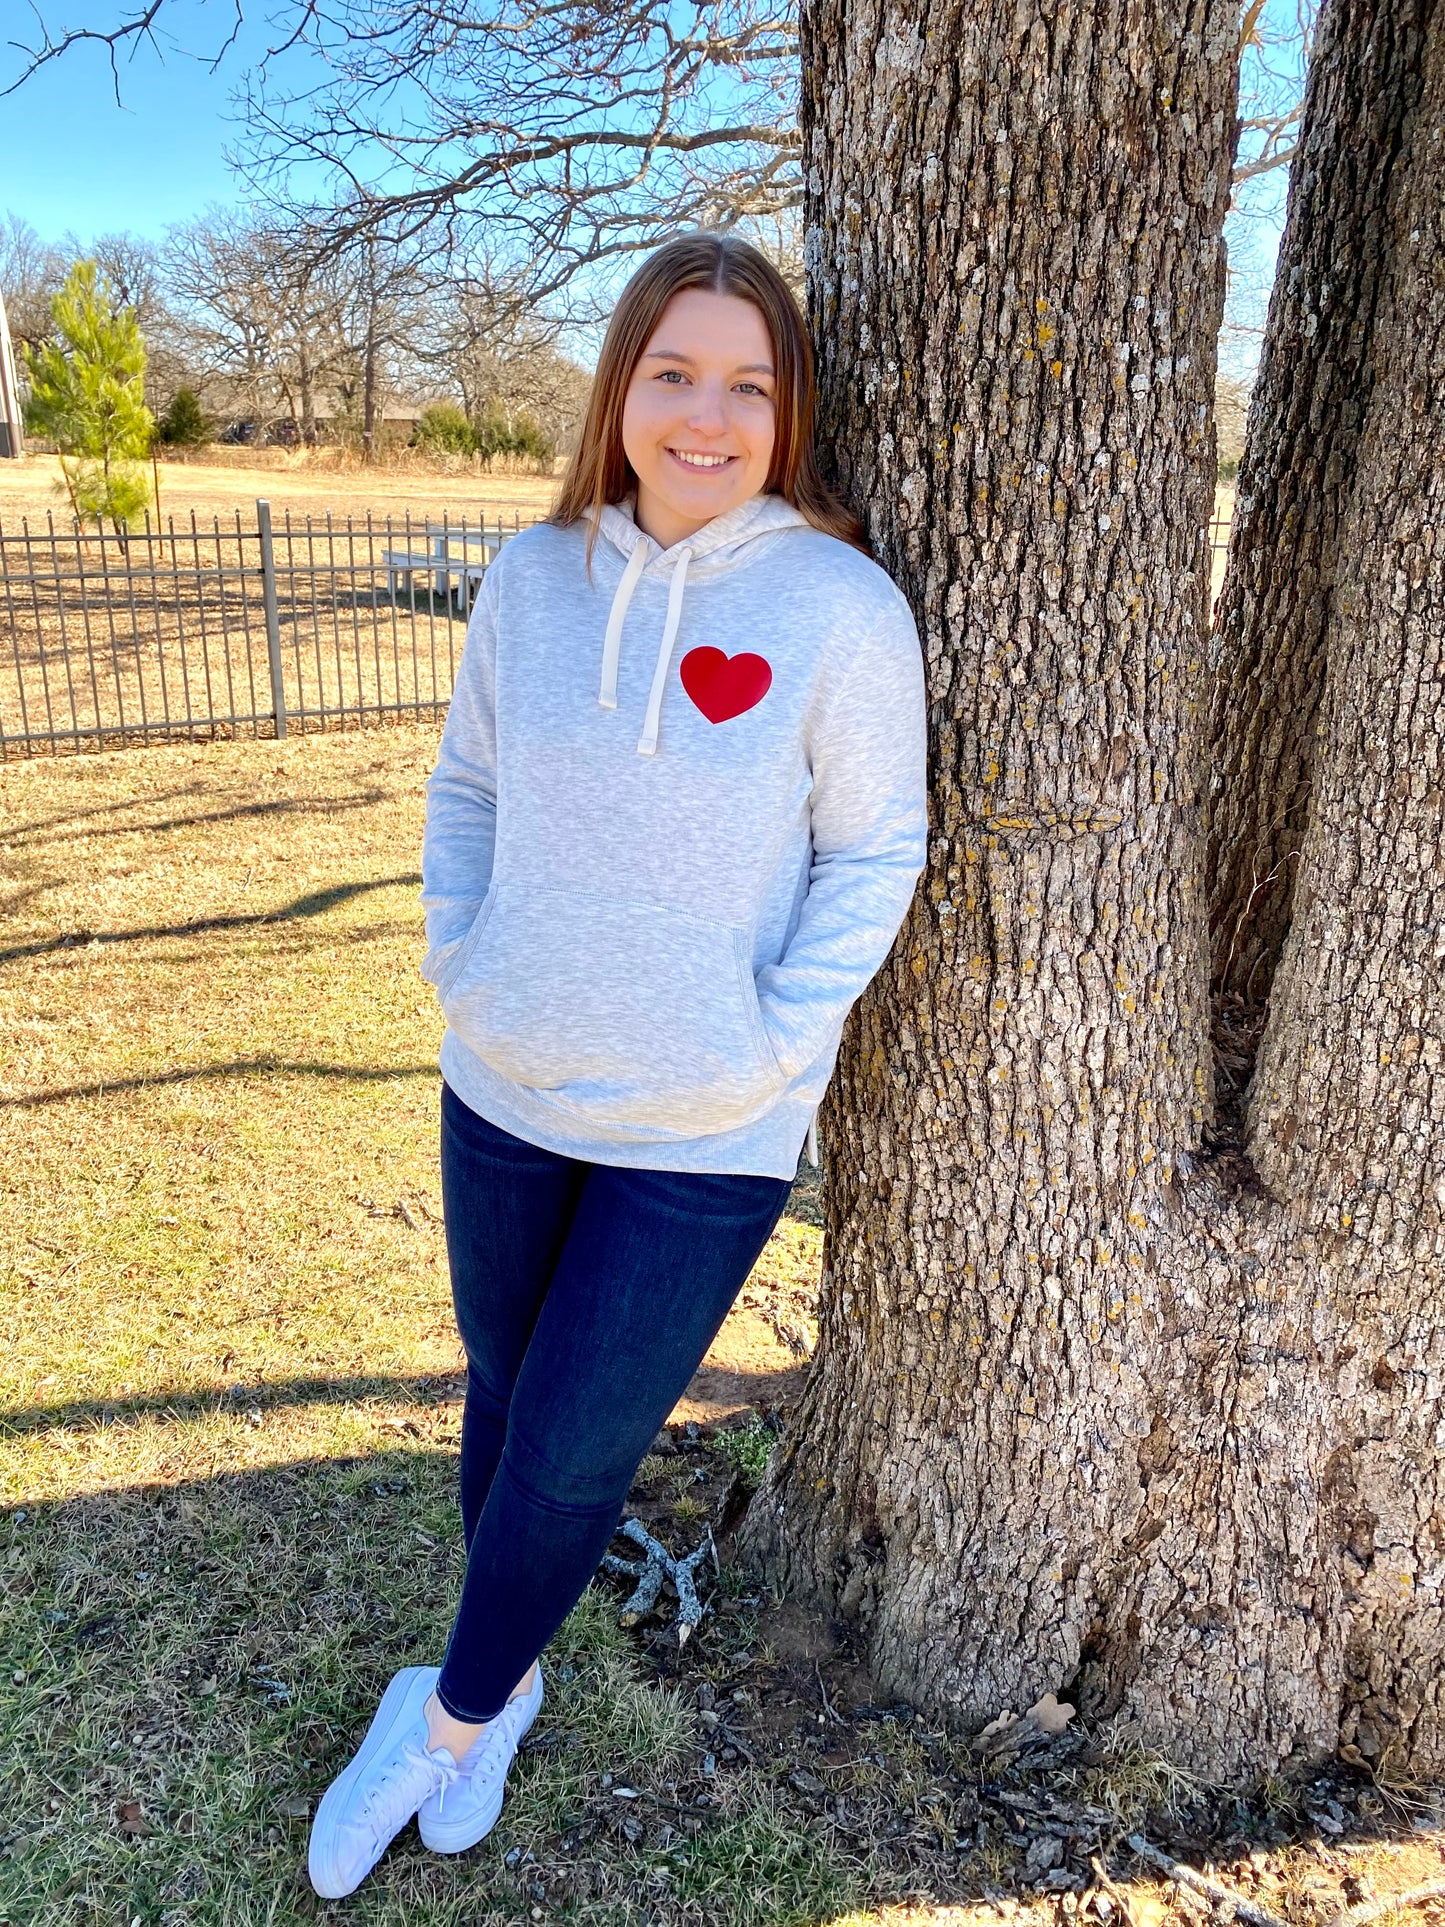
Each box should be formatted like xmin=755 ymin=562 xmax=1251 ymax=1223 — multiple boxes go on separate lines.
xmin=620 ymin=288 xmax=777 ymax=550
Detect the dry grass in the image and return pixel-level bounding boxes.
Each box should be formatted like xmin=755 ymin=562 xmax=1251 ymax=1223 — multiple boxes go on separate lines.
xmin=2 ymin=728 xmax=1441 ymax=1927
xmin=0 ymin=453 xmax=560 ymax=529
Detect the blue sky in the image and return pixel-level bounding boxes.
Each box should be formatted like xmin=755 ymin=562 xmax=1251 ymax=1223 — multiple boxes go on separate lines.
xmin=0 ymin=0 xmax=280 ymax=241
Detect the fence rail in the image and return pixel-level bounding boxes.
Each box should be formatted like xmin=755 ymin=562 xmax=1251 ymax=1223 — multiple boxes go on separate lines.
xmin=1 ymin=500 xmax=1236 ymax=760
xmin=0 ymin=500 xmax=532 ymax=757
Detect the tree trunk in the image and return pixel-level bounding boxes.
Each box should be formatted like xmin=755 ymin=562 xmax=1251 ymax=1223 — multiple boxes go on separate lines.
xmin=1244 ymin=1 xmax=1445 ymax=1775
xmin=1203 ymin=0 xmax=1436 ymax=1067
xmin=362 ymin=245 xmax=379 ymax=467
xmin=298 ymin=343 xmax=318 ymax=448
xmin=362 ymin=316 xmax=378 ymax=465
xmin=742 ymin=0 xmax=1445 ymax=1785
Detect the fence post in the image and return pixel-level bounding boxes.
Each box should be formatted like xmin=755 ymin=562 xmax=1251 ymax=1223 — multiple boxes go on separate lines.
xmin=256 ymin=497 xmax=287 ymax=740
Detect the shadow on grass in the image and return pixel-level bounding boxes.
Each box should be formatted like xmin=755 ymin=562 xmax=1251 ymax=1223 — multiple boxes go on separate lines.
xmin=0 ymin=1368 xmax=468 ymax=1440
xmin=1 ymin=778 xmax=216 ymax=843
xmin=0 ymin=872 xmax=422 ymax=965
xmin=4 ymin=1440 xmax=1417 ymax=1927
xmin=0 ymin=1055 xmax=438 ymax=1109
xmin=4 ymin=786 xmax=393 ymax=850
xmin=2 ymin=1328 xmax=818 ymax=1441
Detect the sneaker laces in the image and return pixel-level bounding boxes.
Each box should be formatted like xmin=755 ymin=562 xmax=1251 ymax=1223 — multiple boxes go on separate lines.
xmin=354 ymin=1737 xmax=459 ymax=1830
xmin=455 ymin=1693 xmax=532 ymax=1789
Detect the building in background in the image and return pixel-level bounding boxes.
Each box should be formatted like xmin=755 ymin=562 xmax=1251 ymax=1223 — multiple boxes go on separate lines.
xmin=0 ymin=286 xmax=23 ymax=458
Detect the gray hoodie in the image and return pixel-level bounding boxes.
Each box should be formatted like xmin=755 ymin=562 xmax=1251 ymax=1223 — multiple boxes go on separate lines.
xmin=420 ymin=492 xmax=927 ymax=1178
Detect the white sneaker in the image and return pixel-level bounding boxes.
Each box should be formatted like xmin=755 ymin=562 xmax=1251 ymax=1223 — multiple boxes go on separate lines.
xmin=308 ymin=1665 xmax=463 ymax=1898
xmin=417 ymin=1663 xmax=545 ymax=1854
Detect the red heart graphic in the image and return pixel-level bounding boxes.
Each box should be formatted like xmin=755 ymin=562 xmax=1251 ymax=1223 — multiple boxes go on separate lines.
xmin=679 ymin=646 xmax=772 ymax=724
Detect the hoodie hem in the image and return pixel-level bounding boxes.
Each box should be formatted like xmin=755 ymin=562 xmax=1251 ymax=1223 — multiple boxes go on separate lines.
xmin=439 ymin=1031 xmax=814 ymax=1178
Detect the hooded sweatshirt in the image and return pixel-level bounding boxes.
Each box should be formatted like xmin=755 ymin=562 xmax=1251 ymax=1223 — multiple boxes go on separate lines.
xmin=419 ymin=491 xmax=927 ymax=1179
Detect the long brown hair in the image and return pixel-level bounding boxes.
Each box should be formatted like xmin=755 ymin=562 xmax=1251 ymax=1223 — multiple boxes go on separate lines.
xmin=551 ymin=232 xmax=867 ymax=553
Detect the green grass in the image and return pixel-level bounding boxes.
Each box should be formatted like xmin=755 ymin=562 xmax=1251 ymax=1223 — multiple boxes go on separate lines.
xmin=712 ymin=1415 xmax=777 ymax=1494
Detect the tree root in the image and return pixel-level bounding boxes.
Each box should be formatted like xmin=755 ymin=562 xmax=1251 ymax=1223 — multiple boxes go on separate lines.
xmin=1324 ymin=1879 xmax=1445 ymax=1927
xmin=1126 ymin=1836 xmax=1445 ymax=1927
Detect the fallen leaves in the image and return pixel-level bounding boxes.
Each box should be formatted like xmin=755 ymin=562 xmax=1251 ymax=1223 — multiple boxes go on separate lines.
xmin=116 ymin=1798 xmax=150 ymax=1837
xmin=973 ymin=1691 xmax=1077 ymax=1764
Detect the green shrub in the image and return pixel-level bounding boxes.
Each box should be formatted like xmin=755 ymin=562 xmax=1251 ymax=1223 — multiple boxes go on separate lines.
xmin=412 ymin=401 xmax=477 ymax=456
xmin=1218 ymin=456 xmax=1240 ymax=483
xmin=474 ymin=405 xmax=555 ymax=467
xmin=157 ymin=386 xmax=212 ymax=446
xmin=713 ymin=1412 xmax=777 ymax=1493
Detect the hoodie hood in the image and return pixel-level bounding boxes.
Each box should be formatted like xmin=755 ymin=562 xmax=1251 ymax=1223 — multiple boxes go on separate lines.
xmin=592 ymin=494 xmax=812 ymax=756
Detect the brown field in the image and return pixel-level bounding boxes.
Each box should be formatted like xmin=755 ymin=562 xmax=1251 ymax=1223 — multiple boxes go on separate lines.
xmin=0 ymin=451 xmax=561 ymax=530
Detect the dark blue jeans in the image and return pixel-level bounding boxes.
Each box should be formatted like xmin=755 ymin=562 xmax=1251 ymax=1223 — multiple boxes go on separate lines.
xmin=434 ymin=1082 xmax=792 ymax=1723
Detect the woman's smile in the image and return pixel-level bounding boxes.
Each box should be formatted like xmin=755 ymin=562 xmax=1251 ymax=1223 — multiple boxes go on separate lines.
xmin=668 ymin=447 xmax=735 ymax=469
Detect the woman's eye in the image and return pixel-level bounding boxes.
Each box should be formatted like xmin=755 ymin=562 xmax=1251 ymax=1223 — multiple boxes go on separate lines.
xmin=657 ymin=369 xmax=687 ymax=384
xmin=735 ymin=382 xmax=769 ymax=397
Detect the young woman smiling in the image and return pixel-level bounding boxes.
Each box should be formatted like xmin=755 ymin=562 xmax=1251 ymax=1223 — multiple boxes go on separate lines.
xmin=308 ymin=232 xmax=927 ymax=1898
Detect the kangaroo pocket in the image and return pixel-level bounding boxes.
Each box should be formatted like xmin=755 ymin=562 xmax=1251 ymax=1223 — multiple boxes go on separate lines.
xmin=440 ymin=883 xmax=785 ymax=1136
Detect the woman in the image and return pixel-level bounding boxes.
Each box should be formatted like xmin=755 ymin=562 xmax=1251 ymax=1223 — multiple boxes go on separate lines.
xmin=308 ymin=231 xmax=927 ymax=1898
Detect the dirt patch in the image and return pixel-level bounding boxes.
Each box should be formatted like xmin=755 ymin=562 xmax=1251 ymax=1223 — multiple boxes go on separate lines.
xmin=672 ymin=1299 xmax=810 ymax=1424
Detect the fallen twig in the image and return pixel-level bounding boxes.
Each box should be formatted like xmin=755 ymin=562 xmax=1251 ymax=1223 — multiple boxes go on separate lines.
xmin=1127 ymin=1834 xmax=1290 ymax=1927
xmin=1091 ymin=1852 xmax=1138 ymax=1927
xmin=600 ymin=1518 xmax=714 ymax=1643
xmin=1324 ymin=1879 xmax=1445 ymax=1927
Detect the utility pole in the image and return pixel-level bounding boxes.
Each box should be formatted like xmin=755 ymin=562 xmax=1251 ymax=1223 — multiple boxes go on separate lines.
xmin=0 ymin=285 xmax=24 ymax=459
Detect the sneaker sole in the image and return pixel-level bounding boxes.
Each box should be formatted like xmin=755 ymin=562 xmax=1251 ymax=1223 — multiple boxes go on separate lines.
xmin=308 ymin=1665 xmax=439 ymax=1898
xmin=418 ymin=1676 xmax=544 ymax=1855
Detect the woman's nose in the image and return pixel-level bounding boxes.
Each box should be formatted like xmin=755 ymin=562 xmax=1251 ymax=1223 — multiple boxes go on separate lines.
xmin=685 ymin=383 xmax=729 ymax=435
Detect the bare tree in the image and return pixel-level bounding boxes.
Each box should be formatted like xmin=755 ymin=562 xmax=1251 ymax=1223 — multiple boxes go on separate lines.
xmin=0 ymin=214 xmax=70 ymax=361
xmin=408 ymin=256 xmax=591 ymax=447
xmin=160 ymin=209 xmax=418 ymax=444
xmin=161 ymin=210 xmax=298 ymax=435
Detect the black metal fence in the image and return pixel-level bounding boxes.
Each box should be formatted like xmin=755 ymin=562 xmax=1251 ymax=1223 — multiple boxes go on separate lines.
xmin=1 ymin=499 xmax=1236 ymax=760
xmin=0 ymin=500 xmax=533 ymax=757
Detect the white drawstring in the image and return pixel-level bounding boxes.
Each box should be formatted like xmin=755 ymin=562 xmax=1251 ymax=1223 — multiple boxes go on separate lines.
xmin=636 ymin=547 xmax=691 ymax=758
xmin=598 ymin=541 xmax=648 ymax=709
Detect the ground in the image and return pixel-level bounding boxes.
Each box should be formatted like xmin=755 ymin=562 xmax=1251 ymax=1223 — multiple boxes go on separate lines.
xmin=0 ymin=451 xmax=561 ymax=529
xmin=2 ymin=593 xmax=1440 ymax=1927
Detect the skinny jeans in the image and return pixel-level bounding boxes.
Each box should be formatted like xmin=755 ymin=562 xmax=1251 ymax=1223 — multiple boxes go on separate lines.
xmin=434 ymin=1080 xmax=792 ymax=1724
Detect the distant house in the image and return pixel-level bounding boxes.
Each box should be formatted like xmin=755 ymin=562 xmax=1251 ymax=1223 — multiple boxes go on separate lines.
xmin=218 ymin=397 xmax=449 ymax=446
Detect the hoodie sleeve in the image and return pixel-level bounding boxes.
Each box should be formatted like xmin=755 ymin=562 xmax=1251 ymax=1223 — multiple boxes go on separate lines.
xmin=419 ymin=572 xmax=499 ymax=990
xmin=754 ymin=598 xmax=928 ymax=1078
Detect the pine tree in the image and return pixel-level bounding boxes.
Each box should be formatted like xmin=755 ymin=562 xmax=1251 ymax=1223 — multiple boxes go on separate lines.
xmin=157 ymin=385 xmax=212 ymax=449
xmin=23 ymin=260 xmax=155 ymax=525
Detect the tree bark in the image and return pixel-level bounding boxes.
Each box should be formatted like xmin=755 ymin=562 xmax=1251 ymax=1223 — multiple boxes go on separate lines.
xmin=1245 ymin=2 xmax=1445 ymax=1774
xmin=742 ymin=0 xmax=1445 ymax=1784
xmin=1203 ymin=0 xmax=1436 ymax=1051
